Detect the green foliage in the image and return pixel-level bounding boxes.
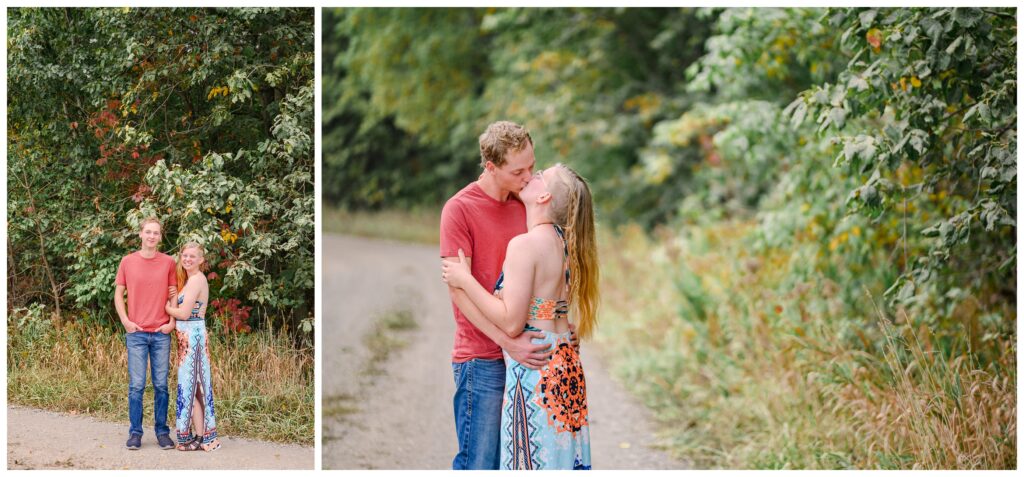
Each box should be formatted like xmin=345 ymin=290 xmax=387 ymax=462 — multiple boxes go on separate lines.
xmin=8 ymin=8 xmax=314 ymax=334
xmin=686 ymin=8 xmax=842 ymax=100
xmin=321 ymin=9 xmax=457 ymax=209
xmin=640 ymin=7 xmax=1015 ymax=354
xmin=322 ymin=8 xmax=715 ymax=220
xmin=600 ymin=7 xmax=1015 ymax=467
xmin=786 ymin=7 xmax=1015 ymax=328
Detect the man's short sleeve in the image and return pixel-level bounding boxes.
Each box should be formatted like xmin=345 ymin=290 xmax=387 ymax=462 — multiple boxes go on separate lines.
xmin=440 ymin=200 xmax=472 ymax=259
xmin=115 ymin=256 xmax=128 ymax=286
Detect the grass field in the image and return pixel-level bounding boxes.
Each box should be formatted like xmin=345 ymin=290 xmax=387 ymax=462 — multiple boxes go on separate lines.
xmin=8 ymin=309 xmax=314 ymax=445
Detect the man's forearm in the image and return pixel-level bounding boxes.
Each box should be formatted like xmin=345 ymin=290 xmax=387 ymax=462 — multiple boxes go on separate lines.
xmin=450 ymin=287 xmax=510 ymax=347
xmin=114 ymin=291 xmax=130 ymax=325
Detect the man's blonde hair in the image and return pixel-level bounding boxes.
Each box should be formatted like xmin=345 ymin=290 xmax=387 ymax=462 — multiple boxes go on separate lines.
xmin=139 ymin=216 xmax=163 ymax=232
xmin=479 ymin=121 xmax=533 ymax=168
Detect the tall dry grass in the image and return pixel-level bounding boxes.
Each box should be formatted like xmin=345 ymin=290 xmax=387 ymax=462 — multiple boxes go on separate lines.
xmin=595 ymin=222 xmax=1015 ymax=469
xmin=8 ymin=312 xmax=313 ymax=445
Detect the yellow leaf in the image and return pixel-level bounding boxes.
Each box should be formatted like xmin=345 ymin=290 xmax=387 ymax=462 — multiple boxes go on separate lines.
xmin=910 ymin=76 xmax=921 ymax=88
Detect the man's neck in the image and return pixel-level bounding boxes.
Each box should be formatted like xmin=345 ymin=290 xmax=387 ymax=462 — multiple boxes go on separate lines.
xmin=138 ymin=247 xmax=158 ymax=258
xmin=477 ymin=173 xmax=512 ymax=202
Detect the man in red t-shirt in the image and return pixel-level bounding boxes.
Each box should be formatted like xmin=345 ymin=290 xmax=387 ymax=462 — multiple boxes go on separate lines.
xmin=114 ymin=217 xmax=177 ymax=451
xmin=440 ymin=121 xmax=555 ymax=470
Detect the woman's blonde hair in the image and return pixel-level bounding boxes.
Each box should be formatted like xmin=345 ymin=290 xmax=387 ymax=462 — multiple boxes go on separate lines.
xmin=175 ymin=242 xmax=208 ymax=291
xmin=547 ymin=164 xmax=599 ymax=340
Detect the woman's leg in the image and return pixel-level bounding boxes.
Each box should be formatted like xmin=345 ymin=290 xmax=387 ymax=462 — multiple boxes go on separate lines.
xmin=191 ymin=390 xmax=205 ymax=438
xmin=198 ymin=327 xmax=220 ymax=451
xmin=175 ymin=329 xmax=197 ymax=445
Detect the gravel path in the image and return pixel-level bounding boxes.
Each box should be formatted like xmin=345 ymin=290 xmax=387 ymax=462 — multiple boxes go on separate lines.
xmin=6 ymin=405 xmax=313 ymax=469
xmin=321 ymin=234 xmax=688 ymax=469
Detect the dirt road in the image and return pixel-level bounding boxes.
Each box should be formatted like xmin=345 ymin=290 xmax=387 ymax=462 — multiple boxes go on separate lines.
xmin=6 ymin=405 xmax=313 ymax=469
xmin=322 ymin=234 xmax=687 ymax=470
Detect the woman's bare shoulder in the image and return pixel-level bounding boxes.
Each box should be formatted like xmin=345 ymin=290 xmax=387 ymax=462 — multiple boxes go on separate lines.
xmin=507 ymin=231 xmax=546 ymax=254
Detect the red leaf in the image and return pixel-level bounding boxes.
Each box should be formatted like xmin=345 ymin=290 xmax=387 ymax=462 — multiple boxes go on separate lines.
xmin=866 ymin=28 xmax=882 ymax=49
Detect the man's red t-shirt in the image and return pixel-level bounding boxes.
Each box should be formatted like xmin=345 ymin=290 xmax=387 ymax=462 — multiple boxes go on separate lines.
xmin=440 ymin=182 xmax=527 ymax=363
xmin=115 ymin=251 xmax=177 ymax=332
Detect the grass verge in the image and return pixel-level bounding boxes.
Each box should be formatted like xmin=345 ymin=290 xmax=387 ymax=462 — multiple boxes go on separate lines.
xmin=596 ymin=222 xmax=1015 ymax=469
xmin=323 ymin=206 xmax=439 ymax=245
xmin=8 ymin=312 xmax=314 ymax=446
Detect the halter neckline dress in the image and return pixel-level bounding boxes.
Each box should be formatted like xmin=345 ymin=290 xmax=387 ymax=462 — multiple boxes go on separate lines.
xmin=174 ymin=294 xmax=218 ymax=445
xmin=495 ymin=224 xmax=591 ymax=470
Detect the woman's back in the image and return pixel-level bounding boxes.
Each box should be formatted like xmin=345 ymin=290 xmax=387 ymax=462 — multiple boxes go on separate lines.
xmin=502 ymin=224 xmax=571 ymax=335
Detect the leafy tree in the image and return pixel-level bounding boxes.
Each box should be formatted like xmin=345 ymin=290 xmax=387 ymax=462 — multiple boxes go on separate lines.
xmin=651 ymin=6 xmax=1015 ymax=355
xmin=781 ymin=8 xmax=1016 ymax=350
xmin=321 ymin=8 xmax=455 ymax=210
xmin=8 ymin=7 xmax=314 ymax=335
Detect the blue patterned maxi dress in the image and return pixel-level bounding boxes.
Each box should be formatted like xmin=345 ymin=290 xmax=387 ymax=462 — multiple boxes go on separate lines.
xmin=497 ymin=225 xmax=591 ymax=469
xmin=174 ymin=296 xmax=218 ymax=445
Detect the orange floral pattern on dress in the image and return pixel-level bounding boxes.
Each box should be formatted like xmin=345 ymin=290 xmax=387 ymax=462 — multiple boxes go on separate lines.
xmin=537 ymin=341 xmax=588 ymax=433
xmin=528 ymin=297 xmax=568 ymax=321
xmin=175 ymin=330 xmax=189 ymax=364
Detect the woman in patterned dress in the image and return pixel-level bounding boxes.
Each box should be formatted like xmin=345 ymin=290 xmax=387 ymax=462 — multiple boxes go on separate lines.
xmin=443 ymin=164 xmax=599 ymax=469
xmin=165 ymin=242 xmax=220 ymax=452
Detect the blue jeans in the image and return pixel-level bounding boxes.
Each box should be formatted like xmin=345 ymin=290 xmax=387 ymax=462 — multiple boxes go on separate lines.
xmin=451 ymin=358 xmax=505 ymax=470
xmin=126 ymin=331 xmax=171 ymax=437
